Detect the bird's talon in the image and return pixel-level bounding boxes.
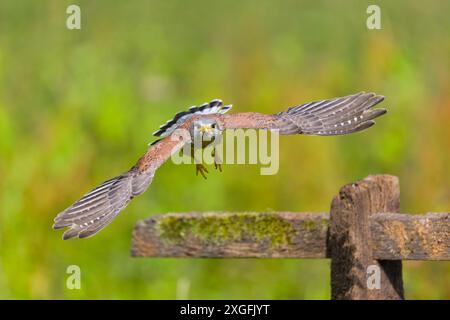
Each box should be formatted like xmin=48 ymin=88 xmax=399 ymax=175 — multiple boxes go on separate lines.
xmin=196 ymin=164 xmax=208 ymax=179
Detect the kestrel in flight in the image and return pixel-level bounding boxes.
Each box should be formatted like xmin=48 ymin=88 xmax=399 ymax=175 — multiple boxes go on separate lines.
xmin=53 ymin=92 xmax=386 ymax=239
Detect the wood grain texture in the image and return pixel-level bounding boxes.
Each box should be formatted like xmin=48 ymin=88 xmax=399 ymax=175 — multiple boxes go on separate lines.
xmin=371 ymin=212 xmax=450 ymax=260
xmin=329 ymin=175 xmax=404 ymax=300
xmin=131 ymin=211 xmax=450 ymax=261
xmin=132 ymin=213 xmax=450 ymax=260
xmin=130 ymin=174 xmax=450 ymax=300
xmin=132 ymin=212 xmax=329 ymax=258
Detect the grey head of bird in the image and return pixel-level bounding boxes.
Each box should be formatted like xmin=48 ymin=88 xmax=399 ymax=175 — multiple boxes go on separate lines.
xmin=190 ymin=118 xmax=222 ymax=145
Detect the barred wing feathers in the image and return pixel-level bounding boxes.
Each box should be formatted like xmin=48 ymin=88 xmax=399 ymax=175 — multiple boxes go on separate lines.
xmin=219 ymin=92 xmax=386 ymax=136
xmin=53 ymin=171 xmax=143 ymax=239
xmin=53 ymin=133 xmax=187 ymax=240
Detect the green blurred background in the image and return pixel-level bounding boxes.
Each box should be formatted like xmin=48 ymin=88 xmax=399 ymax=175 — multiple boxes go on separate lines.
xmin=0 ymin=0 xmax=449 ymax=299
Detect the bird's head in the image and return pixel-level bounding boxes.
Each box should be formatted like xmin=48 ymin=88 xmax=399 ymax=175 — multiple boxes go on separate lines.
xmin=191 ymin=118 xmax=222 ymax=143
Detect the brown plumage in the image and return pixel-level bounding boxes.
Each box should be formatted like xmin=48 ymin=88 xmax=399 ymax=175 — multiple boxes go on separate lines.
xmin=53 ymin=92 xmax=386 ymax=239
xmin=218 ymin=92 xmax=385 ymax=135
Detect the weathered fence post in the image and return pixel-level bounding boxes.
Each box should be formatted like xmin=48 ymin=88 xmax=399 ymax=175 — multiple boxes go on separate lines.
xmin=133 ymin=174 xmax=450 ymax=298
xmin=329 ymin=175 xmax=404 ymax=299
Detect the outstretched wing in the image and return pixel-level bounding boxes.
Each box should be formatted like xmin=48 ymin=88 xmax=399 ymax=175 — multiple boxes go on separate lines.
xmin=53 ymin=131 xmax=188 ymax=240
xmin=218 ymin=92 xmax=386 ymax=135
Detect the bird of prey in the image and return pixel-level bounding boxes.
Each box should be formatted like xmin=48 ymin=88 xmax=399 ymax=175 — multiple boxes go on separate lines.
xmin=53 ymin=92 xmax=386 ymax=239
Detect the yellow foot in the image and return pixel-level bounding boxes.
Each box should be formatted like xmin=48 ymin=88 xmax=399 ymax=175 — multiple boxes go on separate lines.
xmin=214 ymin=162 xmax=222 ymax=172
xmin=196 ymin=164 xmax=209 ymax=179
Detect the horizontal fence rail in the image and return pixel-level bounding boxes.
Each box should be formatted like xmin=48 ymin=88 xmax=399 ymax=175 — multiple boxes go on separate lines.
xmin=132 ymin=212 xmax=329 ymax=258
xmin=371 ymin=212 xmax=449 ymax=260
xmin=130 ymin=175 xmax=450 ymax=299
xmin=132 ymin=211 xmax=450 ymax=260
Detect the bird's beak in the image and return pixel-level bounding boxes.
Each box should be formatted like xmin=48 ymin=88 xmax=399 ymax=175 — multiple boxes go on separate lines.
xmin=199 ymin=125 xmax=213 ymax=134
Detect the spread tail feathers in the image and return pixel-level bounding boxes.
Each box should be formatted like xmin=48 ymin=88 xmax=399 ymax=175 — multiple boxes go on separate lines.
xmin=53 ymin=168 xmax=154 ymax=239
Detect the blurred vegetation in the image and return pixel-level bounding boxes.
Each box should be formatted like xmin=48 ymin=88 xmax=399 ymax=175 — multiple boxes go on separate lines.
xmin=0 ymin=0 xmax=449 ymax=299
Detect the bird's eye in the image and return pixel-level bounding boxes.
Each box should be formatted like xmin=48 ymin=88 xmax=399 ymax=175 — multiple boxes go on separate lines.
xmin=211 ymin=123 xmax=216 ymax=129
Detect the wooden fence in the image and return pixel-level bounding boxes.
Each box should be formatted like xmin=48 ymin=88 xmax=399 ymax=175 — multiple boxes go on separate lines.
xmin=131 ymin=175 xmax=450 ymax=299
